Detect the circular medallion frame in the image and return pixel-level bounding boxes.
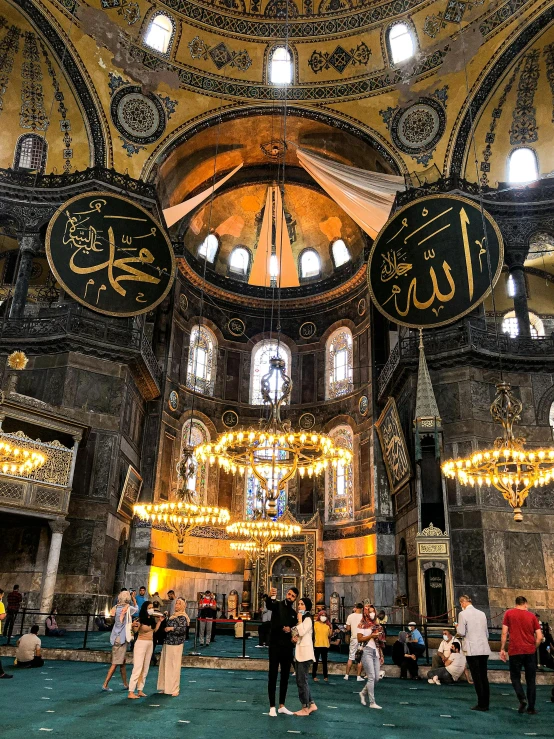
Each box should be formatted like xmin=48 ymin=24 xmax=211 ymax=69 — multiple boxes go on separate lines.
xmin=45 ymin=192 xmax=175 ymax=318
xmin=359 ymin=395 xmax=369 ymax=416
xmin=110 ymin=86 xmax=166 ymax=145
xmin=390 ymin=97 xmax=445 ymax=157
xmin=179 ymin=293 xmax=188 ymax=313
xmin=357 ymin=298 xmax=367 ymax=316
xmin=228 ymin=317 xmax=245 ymax=337
xmin=168 ymin=390 xmax=179 ymax=412
xmin=299 ymin=413 xmax=316 ymax=430
xmin=299 ymin=321 xmax=317 ymax=340
xmin=222 ymin=409 xmax=239 ymax=428
xmin=367 ymin=194 xmax=504 ymax=329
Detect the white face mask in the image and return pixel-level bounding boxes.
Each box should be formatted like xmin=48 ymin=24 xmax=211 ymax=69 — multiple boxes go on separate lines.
xmin=298 ymin=609 xmax=305 ymax=615
xmin=320 ymin=616 xmax=327 ymax=622
xmin=369 ymin=612 xmax=376 ymax=620
xmin=147 ymin=609 xmax=154 ymax=615
xmin=443 ymin=634 xmax=449 ymax=640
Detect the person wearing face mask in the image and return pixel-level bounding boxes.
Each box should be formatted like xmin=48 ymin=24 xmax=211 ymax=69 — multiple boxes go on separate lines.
xmin=157 ymin=597 xmax=189 ymax=696
xmin=357 ymin=604 xmax=386 ymax=709
xmin=407 ymin=622 xmax=426 ymax=658
xmin=128 ymin=601 xmax=162 ymax=699
xmin=292 ymin=598 xmax=317 ymax=716
xmin=432 ymin=630 xmax=459 ymax=668
xmin=312 ymin=610 xmax=332 ymax=682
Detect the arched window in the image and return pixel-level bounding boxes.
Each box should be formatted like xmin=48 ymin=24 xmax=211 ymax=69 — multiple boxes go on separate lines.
xmin=197 ymin=234 xmax=219 ymax=263
xmin=299 ymin=249 xmax=321 ymax=279
xmin=326 ymin=425 xmax=354 ymax=522
xmin=144 ymin=13 xmax=174 ymax=54
xmin=186 ymin=325 xmax=217 ymax=395
xmin=270 ymin=46 xmax=293 ymax=84
xmin=388 ymin=23 xmax=415 ymax=64
xmin=269 ymin=253 xmax=279 ymax=280
xmin=501 ymin=310 xmax=544 ymax=338
xmin=229 ymin=247 xmax=250 ymax=277
xmin=508 ymin=148 xmax=538 ymax=184
xmin=180 ymin=419 xmax=210 ymax=504
xmin=331 ymin=239 xmax=350 ymax=268
xmin=326 ymin=327 xmax=354 ymax=399
xmin=14 ymin=134 xmax=47 ymax=172
xmin=245 ymin=471 xmax=287 ymax=521
xmin=250 ymin=340 xmax=291 ymax=405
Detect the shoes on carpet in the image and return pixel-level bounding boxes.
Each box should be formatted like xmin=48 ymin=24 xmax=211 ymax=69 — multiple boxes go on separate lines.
xmin=343 ymin=675 xmax=349 ymax=680
xmin=0 ymin=673 xmax=13 ymax=679
xmin=471 ymin=706 xmax=489 ymax=712
xmin=313 ymin=677 xmax=319 ymax=681
xmin=433 ymin=676 xmax=440 ymax=685
xmin=255 ymin=645 xmax=265 ymax=648
xmin=357 ymin=676 xmax=364 ymax=682
xmin=359 ymin=691 xmax=367 ymax=706
xmin=379 ymin=670 xmax=386 ymax=679
xmin=268 ymin=707 xmax=277 ymax=717
xmin=527 ymin=709 xmax=537 ymax=715
xmin=101 ymin=686 xmax=113 ymax=692
xmin=518 ymin=701 xmax=527 ymax=714
xmin=428 ymin=679 xmax=435 ymax=684
xmin=278 ymin=707 xmax=294 ymax=715
xmin=369 ymin=703 xmax=382 ymax=710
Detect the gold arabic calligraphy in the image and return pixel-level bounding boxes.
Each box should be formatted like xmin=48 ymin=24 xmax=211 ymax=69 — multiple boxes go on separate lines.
xmin=378 ymin=205 xmax=487 ymax=319
xmin=62 ymin=199 xmax=164 ymax=305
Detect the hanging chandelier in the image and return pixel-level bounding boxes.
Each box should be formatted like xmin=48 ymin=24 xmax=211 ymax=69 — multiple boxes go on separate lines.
xmin=194 ymin=356 xmax=351 ymax=518
xmin=442 ymin=382 xmax=554 ymax=522
xmin=229 ymin=541 xmax=282 ymax=558
xmin=133 ymin=501 xmax=230 ymax=553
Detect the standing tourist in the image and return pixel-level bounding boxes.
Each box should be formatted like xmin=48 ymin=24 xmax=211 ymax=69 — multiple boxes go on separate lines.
xmin=0 ymin=590 xmax=12 ymax=679
xmin=292 ymin=597 xmax=317 ymax=716
xmin=5 ymin=585 xmax=22 ymax=641
xmin=265 ymin=586 xmax=298 ymax=717
xmin=157 ymin=597 xmax=189 ymax=696
xmin=500 ymin=596 xmax=543 ymax=715
xmin=135 ymin=586 xmax=147 ymax=612
xmin=128 ymin=601 xmax=162 ymax=699
xmin=312 ymin=609 xmax=332 ymax=682
xmin=102 ymin=590 xmax=137 ymax=692
xmin=457 ymin=594 xmax=491 ymax=711
xmin=344 ymin=603 xmax=364 ymax=681
xmin=198 ymin=590 xmax=217 ymax=646
xmin=166 ymin=590 xmax=176 ymax=616
xmin=392 ymin=631 xmax=419 ymax=679
xmin=427 ymin=641 xmax=466 ymax=685
xmin=357 ymin=604 xmax=385 ymax=709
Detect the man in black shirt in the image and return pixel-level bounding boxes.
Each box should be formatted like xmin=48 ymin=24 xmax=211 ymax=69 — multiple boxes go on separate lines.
xmin=265 ymin=586 xmax=299 ymax=717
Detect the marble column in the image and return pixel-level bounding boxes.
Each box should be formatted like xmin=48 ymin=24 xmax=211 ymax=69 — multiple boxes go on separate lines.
xmin=241 ymin=558 xmax=252 ymax=613
xmin=508 ymin=256 xmax=531 ymax=338
xmin=39 ymin=518 xmax=70 ymax=621
xmin=10 ymin=233 xmax=41 ymax=319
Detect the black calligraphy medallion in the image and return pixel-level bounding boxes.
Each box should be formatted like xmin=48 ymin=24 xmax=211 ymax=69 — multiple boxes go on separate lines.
xmin=367 ymin=194 xmax=504 ymax=328
xmin=46 ymin=192 xmax=175 ymax=317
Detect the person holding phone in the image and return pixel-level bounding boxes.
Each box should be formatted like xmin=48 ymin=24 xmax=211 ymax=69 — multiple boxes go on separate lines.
xmin=265 ymin=586 xmax=299 ymax=717
xmin=128 ymin=601 xmax=162 ymax=699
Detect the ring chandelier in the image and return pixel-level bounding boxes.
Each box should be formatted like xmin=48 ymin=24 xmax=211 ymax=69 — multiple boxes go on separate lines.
xmin=442 ymin=382 xmax=554 ymax=522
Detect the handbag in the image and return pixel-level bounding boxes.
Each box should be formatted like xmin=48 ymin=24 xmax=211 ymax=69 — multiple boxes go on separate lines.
xmin=355 ymin=648 xmax=364 ymax=663
xmin=124 ymin=606 xmax=133 ymax=643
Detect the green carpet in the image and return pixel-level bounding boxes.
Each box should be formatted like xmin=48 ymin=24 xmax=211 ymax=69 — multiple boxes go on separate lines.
xmin=0 ymin=660 xmax=551 ymax=738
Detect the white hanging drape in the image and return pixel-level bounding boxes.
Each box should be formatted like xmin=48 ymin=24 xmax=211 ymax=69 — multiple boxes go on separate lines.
xmin=296 ymin=149 xmax=405 ymax=239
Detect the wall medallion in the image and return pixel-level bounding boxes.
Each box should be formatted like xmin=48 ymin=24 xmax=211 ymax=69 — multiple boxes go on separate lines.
xmin=222 ymin=409 xmax=239 ymax=428
xmin=179 ymin=293 xmax=188 ymax=313
xmin=299 ymin=413 xmax=315 ymax=430
xmin=228 ymin=317 xmax=245 ymax=336
xmin=299 ymin=321 xmax=316 ymax=339
xmin=391 ymin=98 xmax=445 ymax=161
xmin=46 ymin=192 xmax=175 ymax=317
xmin=375 ymin=397 xmax=411 ymax=494
xmin=111 ymin=86 xmax=166 ymax=145
xmin=367 ymin=194 xmax=504 ymax=329
xmin=168 ymin=390 xmax=179 ymax=412
xmin=357 ymin=298 xmax=367 ymax=316
xmin=359 ymin=395 xmax=369 ymax=416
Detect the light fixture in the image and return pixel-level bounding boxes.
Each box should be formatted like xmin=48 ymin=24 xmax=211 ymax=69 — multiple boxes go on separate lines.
xmin=442 ymin=382 xmax=554 ymax=521
xmin=0 ymin=439 xmax=47 ymax=476
xmin=133 ymin=501 xmax=230 ymax=553
xmin=194 ymin=357 xmax=352 ymax=518
xmin=227 ymin=518 xmax=300 ymax=550
xmin=229 ymin=541 xmax=282 ymax=557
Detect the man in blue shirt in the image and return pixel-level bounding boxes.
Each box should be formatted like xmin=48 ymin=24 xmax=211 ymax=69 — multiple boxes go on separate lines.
xmin=408 ymin=622 xmax=425 ymax=658
xmin=135 ymin=586 xmax=147 ymax=612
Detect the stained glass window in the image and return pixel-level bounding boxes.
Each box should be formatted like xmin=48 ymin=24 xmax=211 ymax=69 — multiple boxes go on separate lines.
xmin=187 ymin=325 xmax=217 ymax=395
xmin=326 ymin=425 xmax=354 ymax=522
xmin=326 ymin=328 xmax=353 ymax=398
xmin=250 ymin=340 xmax=291 ymax=405
xmin=15 ymin=134 xmax=47 ymax=172
xmin=180 ymin=420 xmax=209 ymax=503
xmin=245 ymin=472 xmax=287 ymax=520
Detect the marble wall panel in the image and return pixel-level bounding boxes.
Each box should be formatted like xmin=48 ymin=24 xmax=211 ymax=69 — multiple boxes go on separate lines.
xmin=542 ymin=534 xmax=554 ymax=591
xmin=451 ymin=528 xmax=488 ymax=588
xmin=483 ymin=530 xmax=507 ymax=588
xmin=90 ymin=432 xmax=116 ymax=499
xmin=435 ymin=383 xmax=460 ymax=424
xmin=58 ymin=518 xmax=94 ymax=575
xmin=505 ymin=532 xmax=547 ymax=590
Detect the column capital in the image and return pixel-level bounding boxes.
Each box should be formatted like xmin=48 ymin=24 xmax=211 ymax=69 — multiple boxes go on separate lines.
xmin=48 ymin=517 xmax=69 ymax=535
xmin=17 ymin=232 xmax=42 ymax=254
xmin=505 ymin=251 xmax=526 ymax=269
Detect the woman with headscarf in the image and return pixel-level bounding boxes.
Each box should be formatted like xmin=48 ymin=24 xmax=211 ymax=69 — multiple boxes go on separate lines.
xmin=128 ymin=601 xmax=162 ymax=699
xmin=357 ymin=604 xmax=386 ymax=709
xmin=157 ymin=597 xmax=189 ymax=696
xmin=312 ymin=609 xmax=332 ymax=682
xmin=292 ymin=597 xmax=317 ymax=716
xmin=392 ymin=630 xmax=419 ymax=679
xmin=102 ymin=590 xmax=138 ymax=691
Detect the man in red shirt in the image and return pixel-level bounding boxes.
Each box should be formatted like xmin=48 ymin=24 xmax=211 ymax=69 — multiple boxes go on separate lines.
xmin=500 ymin=596 xmax=542 ymax=715
xmin=5 ymin=585 xmax=23 ymax=642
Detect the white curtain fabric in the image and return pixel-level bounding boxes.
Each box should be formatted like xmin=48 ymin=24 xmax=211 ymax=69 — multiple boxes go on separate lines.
xmin=162 ymin=163 xmax=243 ymax=228
xmin=296 ymin=149 xmax=405 ymax=239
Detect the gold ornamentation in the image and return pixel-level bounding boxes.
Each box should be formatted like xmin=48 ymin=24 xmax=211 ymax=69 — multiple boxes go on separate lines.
xmin=420 ymin=522 xmax=445 ymax=537
xmin=442 ymin=382 xmax=554 ymax=521
xmin=7 ymin=351 xmax=28 ymax=370
xmin=418 ymin=542 xmax=447 ymax=554
xmin=375 ymin=397 xmax=411 ymax=494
